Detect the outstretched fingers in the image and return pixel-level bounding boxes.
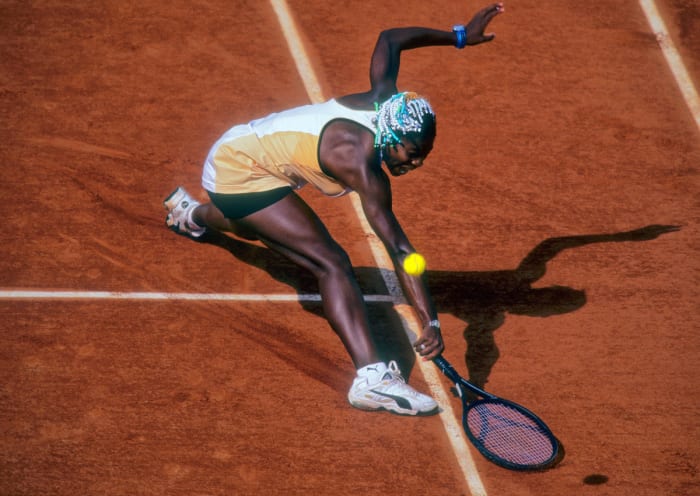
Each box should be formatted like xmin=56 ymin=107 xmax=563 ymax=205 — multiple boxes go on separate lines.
xmin=466 ymin=2 xmax=505 ymax=45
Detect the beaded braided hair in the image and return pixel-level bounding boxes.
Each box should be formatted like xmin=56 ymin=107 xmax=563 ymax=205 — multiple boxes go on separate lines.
xmin=373 ymin=92 xmax=435 ymax=149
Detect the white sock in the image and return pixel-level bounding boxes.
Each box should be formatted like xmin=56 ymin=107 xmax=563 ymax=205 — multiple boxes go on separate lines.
xmin=186 ymin=205 xmax=205 ymax=230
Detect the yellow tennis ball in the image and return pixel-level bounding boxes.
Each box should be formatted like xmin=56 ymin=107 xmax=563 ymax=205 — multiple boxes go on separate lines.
xmin=403 ymin=252 xmax=426 ymax=276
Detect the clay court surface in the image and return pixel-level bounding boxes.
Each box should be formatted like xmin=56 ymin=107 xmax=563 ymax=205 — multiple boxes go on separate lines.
xmin=1 ymin=1 xmax=699 ymax=495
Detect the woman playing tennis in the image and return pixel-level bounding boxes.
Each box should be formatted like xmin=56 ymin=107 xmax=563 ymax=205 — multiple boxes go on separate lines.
xmin=164 ymin=3 xmax=504 ymax=416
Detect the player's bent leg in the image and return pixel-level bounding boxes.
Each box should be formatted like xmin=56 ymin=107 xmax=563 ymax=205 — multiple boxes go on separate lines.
xmin=235 ymin=193 xmax=380 ymax=367
xmin=192 ymin=202 xmax=247 ymax=235
xmin=164 ymin=187 xmax=260 ymax=238
xmin=227 ymin=193 xmax=438 ymax=415
xmin=348 ymin=361 xmax=438 ymax=416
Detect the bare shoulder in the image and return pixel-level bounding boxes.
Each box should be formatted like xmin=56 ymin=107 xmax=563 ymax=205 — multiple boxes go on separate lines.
xmin=319 ymin=120 xmax=379 ymax=189
xmin=336 ymin=92 xmax=378 ymax=110
xmin=337 ymin=88 xmax=397 ymax=110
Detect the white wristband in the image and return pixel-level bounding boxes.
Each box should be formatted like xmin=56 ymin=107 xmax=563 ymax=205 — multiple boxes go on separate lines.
xmin=428 ymin=319 xmax=441 ymax=329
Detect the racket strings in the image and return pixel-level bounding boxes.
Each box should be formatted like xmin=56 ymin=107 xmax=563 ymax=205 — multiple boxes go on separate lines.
xmin=466 ymin=402 xmax=555 ymax=466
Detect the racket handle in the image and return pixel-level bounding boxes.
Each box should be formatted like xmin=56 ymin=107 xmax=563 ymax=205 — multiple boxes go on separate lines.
xmin=432 ymin=355 xmax=463 ymax=384
xmin=433 ymin=355 xmax=495 ymax=399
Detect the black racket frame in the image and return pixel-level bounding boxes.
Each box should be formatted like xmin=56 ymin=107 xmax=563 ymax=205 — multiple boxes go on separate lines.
xmin=433 ymin=355 xmax=560 ymax=471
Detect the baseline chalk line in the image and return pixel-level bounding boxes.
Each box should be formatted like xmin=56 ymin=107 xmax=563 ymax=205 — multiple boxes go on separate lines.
xmin=0 ymin=290 xmax=395 ymax=303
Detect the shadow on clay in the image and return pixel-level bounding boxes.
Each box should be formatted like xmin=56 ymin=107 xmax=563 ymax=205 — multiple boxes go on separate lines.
xmin=193 ymin=224 xmax=680 ymax=390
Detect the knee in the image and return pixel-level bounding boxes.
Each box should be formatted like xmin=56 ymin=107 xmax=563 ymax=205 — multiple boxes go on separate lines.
xmin=315 ymin=246 xmax=355 ymax=279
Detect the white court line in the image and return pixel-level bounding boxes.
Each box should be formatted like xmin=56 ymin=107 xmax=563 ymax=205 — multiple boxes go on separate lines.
xmin=269 ymin=1 xmax=487 ymax=495
xmin=269 ymin=0 xmax=324 ymax=103
xmin=0 ymin=290 xmax=395 ymax=303
xmin=7 ymin=3 xmax=688 ymax=493
xmin=639 ymin=0 xmax=700 ymax=131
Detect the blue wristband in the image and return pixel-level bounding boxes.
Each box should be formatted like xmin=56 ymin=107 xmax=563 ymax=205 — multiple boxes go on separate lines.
xmin=453 ymin=25 xmax=467 ymax=49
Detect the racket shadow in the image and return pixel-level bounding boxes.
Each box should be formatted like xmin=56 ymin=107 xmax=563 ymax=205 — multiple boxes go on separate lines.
xmin=426 ymin=224 xmax=680 ymax=390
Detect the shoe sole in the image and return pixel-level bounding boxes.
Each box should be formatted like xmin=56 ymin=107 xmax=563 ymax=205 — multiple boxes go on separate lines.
xmin=348 ymin=400 xmax=438 ymax=416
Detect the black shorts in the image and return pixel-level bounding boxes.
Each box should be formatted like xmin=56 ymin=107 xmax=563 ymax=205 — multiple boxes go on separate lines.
xmin=207 ymin=187 xmax=293 ymax=220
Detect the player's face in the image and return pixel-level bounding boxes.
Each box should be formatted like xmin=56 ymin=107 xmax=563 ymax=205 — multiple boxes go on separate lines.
xmin=384 ymin=135 xmax=434 ymax=177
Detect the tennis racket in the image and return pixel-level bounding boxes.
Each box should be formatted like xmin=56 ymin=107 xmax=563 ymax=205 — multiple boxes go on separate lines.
xmin=433 ymin=355 xmax=560 ymax=471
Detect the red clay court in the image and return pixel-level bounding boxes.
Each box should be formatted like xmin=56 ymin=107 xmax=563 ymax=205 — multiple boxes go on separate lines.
xmin=1 ymin=1 xmax=698 ymax=495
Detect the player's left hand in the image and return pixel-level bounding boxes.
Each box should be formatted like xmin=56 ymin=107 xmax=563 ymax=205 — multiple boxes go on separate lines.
xmin=465 ymin=2 xmax=505 ymax=45
xmin=414 ymin=322 xmax=444 ymax=360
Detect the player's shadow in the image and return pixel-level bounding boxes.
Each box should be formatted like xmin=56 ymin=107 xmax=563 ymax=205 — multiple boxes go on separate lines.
xmin=426 ymin=224 xmax=680 ymax=389
xmin=194 ymin=224 xmax=679 ymax=390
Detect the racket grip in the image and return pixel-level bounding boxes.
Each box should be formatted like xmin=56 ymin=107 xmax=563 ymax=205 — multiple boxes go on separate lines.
xmin=432 ymin=355 xmax=463 ymax=384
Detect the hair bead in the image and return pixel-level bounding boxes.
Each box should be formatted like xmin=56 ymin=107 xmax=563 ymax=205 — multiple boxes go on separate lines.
xmin=374 ymin=92 xmax=435 ymax=149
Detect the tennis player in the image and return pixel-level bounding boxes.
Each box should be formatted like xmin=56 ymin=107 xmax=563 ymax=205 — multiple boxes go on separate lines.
xmin=165 ymin=3 xmax=504 ymax=416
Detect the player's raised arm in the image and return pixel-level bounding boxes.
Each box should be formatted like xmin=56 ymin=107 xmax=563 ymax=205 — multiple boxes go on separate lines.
xmin=366 ymin=3 xmax=505 ymax=101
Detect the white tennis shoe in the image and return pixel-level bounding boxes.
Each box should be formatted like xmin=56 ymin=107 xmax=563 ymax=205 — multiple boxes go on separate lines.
xmin=164 ymin=186 xmax=206 ymax=238
xmin=348 ymin=360 xmax=438 ymax=416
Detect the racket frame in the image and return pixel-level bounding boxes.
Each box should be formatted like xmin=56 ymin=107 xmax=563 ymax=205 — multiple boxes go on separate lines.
xmin=434 ymin=355 xmax=559 ymax=471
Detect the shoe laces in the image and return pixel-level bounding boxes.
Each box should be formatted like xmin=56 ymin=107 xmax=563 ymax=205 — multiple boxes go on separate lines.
xmin=380 ymin=360 xmax=406 ymax=384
